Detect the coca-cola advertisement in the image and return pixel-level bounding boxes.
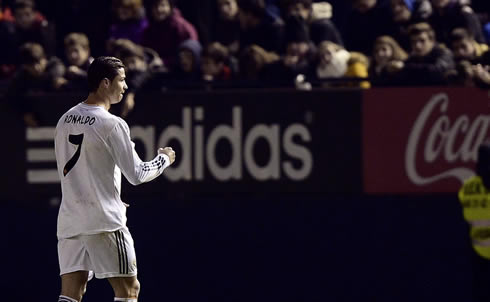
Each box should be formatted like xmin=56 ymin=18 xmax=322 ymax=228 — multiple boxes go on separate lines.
xmin=363 ymin=87 xmax=490 ymax=194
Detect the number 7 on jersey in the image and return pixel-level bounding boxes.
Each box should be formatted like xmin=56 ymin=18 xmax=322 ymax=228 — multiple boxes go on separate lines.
xmin=63 ymin=133 xmax=84 ymax=176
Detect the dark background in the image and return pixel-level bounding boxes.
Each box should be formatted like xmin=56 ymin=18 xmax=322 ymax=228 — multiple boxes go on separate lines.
xmin=2 ymin=195 xmax=473 ymax=301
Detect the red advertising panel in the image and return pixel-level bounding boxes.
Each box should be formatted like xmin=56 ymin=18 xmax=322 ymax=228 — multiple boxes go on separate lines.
xmin=363 ymin=87 xmax=490 ymax=193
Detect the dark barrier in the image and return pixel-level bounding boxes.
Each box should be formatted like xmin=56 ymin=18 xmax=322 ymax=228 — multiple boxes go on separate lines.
xmin=363 ymin=87 xmax=489 ymax=194
xmin=4 ymin=87 xmax=486 ymax=200
xmin=3 ymin=87 xmax=486 ymax=199
xmin=1 ymin=89 xmax=363 ymax=203
xmin=0 ymin=88 xmax=482 ymax=301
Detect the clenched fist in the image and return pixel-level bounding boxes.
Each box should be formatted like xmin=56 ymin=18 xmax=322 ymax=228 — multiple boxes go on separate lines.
xmin=158 ymin=147 xmax=176 ymax=165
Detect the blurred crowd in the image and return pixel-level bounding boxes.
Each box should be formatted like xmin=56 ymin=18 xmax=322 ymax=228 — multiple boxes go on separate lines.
xmin=0 ymin=0 xmax=489 ymax=123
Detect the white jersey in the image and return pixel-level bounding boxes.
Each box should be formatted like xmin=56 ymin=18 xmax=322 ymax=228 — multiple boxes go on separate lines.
xmin=55 ymin=102 xmax=169 ymax=239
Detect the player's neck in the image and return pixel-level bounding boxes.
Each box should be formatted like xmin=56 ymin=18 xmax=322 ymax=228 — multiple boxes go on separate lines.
xmin=84 ymin=92 xmax=110 ymax=110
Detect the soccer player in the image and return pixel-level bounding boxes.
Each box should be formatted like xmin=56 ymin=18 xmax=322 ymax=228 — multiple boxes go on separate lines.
xmin=54 ymin=56 xmax=175 ymax=302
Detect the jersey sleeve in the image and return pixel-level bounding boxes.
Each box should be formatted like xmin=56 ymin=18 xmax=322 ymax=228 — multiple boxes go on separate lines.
xmin=107 ymin=119 xmax=170 ymax=185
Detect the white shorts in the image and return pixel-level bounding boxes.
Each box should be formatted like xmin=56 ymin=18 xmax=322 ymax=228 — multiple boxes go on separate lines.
xmin=58 ymin=227 xmax=137 ymax=279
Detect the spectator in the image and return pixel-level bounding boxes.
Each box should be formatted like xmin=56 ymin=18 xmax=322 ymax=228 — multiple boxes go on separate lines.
xmin=472 ymin=64 xmax=490 ymax=88
xmin=446 ymin=53 xmax=490 ymax=88
xmin=391 ymin=0 xmax=415 ymax=24
xmin=142 ymin=0 xmax=198 ymax=70
xmin=201 ymin=42 xmax=234 ymax=82
xmin=471 ymin=0 xmax=489 ymax=32
xmin=279 ymin=0 xmax=343 ymax=46
xmin=63 ymin=32 xmax=93 ymax=90
xmin=481 ymin=50 xmax=490 ymax=67
xmin=1 ymin=0 xmax=46 ymax=23
xmin=212 ymin=0 xmax=241 ymax=54
xmin=0 ymin=0 xmax=56 ymax=67
xmin=174 ymin=0 xmax=215 ymax=45
xmin=109 ymin=0 xmax=148 ymax=44
xmin=428 ymin=0 xmax=485 ymax=45
xmin=388 ymin=0 xmax=419 ymax=51
xmin=263 ymin=15 xmax=315 ymax=86
xmin=311 ymin=40 xmax=370 ymax=88
xmin=0 ymin=0 xmax=14 ymax=22
xmin=108 ymin=38 xmax=164 ymax=70
xmin=264 ymin=0 xmax=282 ymax=21
xmin=174 ymin=39 xmax=203 ymax=82
xmin=239 ymin=44 xmax=280 ymax=81
xmin=237 ymin=0 xmax=284 ymax=53
xmin=445 ymin=59 xmax=477 ymax=86
xmin=5 ymin=42 xmax=66 ymax=126
xmin=370 ymin=35 xmax=408 ymax=85
xmin=111 ymin=39 xmax=166 ymax=116
xmin=343 ymin=0 xmax=392 ymax=55
xmin=449 ymin=28 xmax=488 ymax=64
xmin=11 ymin=0 xmax=55 ymax=54
xmin=484 ymin=23 xmax=490 ymax=44
xmin=114 ymin=42 xmax=144 ymax=117
xmin=413 ymin=0 xmax=432 ymax=19
xmin=399 ymin=22 xmax=455 ymax=85
xmin=49 ymin=0 xmax=112 ymax=57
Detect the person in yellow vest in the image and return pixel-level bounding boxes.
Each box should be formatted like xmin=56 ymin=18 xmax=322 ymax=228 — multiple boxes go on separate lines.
xmin=459 ymin=141 xmax=490 ymax=302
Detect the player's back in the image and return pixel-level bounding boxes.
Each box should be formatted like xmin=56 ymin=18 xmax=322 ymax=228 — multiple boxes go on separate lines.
xmin=55 ymin=102 xmax=127 ymax=239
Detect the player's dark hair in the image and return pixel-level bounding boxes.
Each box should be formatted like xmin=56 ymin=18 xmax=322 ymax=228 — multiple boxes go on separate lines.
xmin=477 ymin=141 xmax=490 ymax=189
xmin=87 ymin=56 xmax=125 ymax=92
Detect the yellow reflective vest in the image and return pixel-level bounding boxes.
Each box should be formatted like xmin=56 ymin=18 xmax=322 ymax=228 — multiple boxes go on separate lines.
xmin=459 ymin=176 xmax=490 ymax=259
